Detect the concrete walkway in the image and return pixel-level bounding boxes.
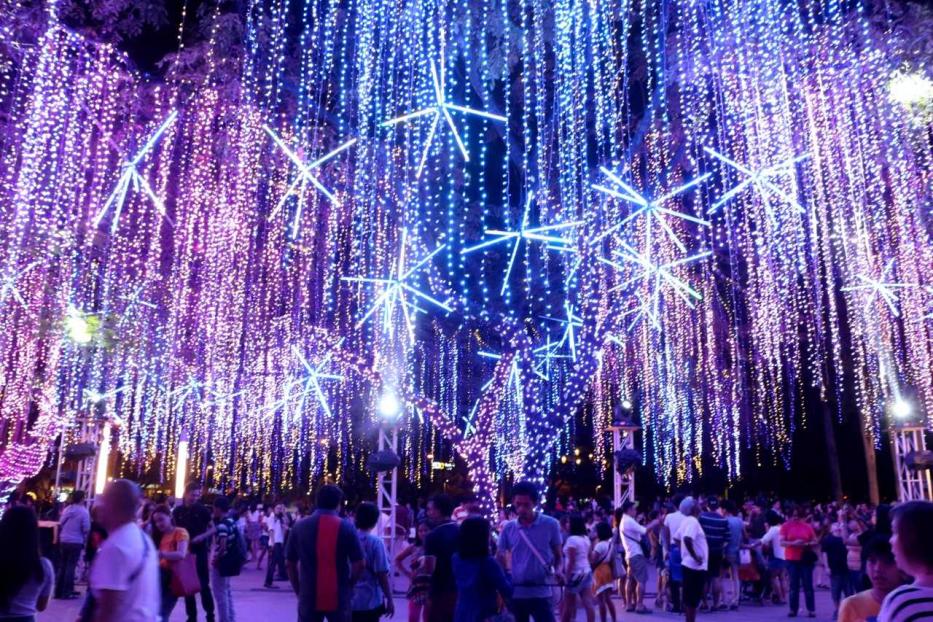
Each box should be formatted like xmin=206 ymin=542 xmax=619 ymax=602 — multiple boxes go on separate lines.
xmin=46 ymin=563 xmax=840 ymax=621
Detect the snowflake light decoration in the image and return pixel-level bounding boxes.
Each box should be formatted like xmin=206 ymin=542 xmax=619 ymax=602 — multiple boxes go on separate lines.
xmin=382 ymin=58 xmax=506 ymax=178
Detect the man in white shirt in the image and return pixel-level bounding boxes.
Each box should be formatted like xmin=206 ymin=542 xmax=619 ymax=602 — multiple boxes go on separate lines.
xmin=264 ymin=504 xmax=289 ymax=588
xmin=88 ymin=479 xmax=159 ymax=622
xmin=662 ymin=495 xmax=688 ymax=613
xmin=674 ymin=498 xmax=707 ymax=622
xmin=619 ymin=500 xmax=659 ymax=613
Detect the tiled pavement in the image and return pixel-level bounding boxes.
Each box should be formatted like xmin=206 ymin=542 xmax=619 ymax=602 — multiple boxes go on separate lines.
xmin=47 ymin=563 xmax=840 ymax=621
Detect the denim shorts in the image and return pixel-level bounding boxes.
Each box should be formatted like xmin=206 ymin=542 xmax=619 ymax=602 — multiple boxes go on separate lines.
xmin=565 ymin=572 xmax=593 ymax=595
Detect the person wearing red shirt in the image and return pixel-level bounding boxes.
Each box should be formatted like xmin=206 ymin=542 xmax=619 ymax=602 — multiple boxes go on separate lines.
xmin=780 ymin=506 xmax=818 ymax=618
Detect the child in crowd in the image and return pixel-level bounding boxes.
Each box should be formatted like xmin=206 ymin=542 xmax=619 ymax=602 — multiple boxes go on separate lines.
xmin=822 ymin=523 xmax=853 ymax=619
xmin=351 ymin=502 xmax=395 ymax=622
xmin=838 ymin=537 xmax=905 ymax=622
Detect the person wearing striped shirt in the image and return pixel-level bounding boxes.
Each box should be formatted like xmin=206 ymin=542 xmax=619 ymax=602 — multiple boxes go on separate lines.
xmin=879 ymin=501 xmax=933 ymax=622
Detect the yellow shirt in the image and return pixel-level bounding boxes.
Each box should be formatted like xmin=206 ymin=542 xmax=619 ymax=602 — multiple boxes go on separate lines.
xmin=159 ymin=527 xmax=190 ymax=569
xmin=838 ymin=589 xmax=881 ymax=622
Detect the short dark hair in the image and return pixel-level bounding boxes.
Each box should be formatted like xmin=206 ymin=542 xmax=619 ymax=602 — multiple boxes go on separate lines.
xmin=213 ymin=497 xmax=230 ymax=512
xmin=622 ymin=500 xmax=636 ymax=514
xmin=568 ymin=514 xmax=587 ymax=536
xmin=765 ymin=510 xmax=784 ymax=526
xmin=355 ymin=502 xmax=380 ymax=531
xmin=722 ymin=500 xmax=737 ymax=515
xmin=316 ymin=485 xmax=344 ymax=511
xmin=429 ymin=494 xmax=454 ymax=518
xmin=891 ymin=501 xmax=933 ymax=572
xmin=71 ymin=490 xmax=86 ymax=504
xmin=458 ymin=516 xmax=490 ymax=559
xmin=185 ymin=482 xmax=201 ymax=494
xmin=707 ymin=497 xmax=720 ymax=511
xmin=511 ymin=481 xmax=539 ymax=504
xmin=595 ymin=521 xmax=613 ymax=541
xmin=863 ymin=536 xmax=895 ymax=565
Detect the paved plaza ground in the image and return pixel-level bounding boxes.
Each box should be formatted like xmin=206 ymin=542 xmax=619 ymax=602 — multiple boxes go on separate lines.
xmin=46 ymin=563 xmax=841 ymax=622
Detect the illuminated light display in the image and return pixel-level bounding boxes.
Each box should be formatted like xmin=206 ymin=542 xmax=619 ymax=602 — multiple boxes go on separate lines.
xmin=0 ymin=1 xmax=930 ymax=497
xmin=92 ymin=111 xmax=177 ymax=233
xmin=382 ymin=57 xmax=506 ymax=177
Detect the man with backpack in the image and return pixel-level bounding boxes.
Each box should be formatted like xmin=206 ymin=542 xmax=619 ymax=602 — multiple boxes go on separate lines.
xmin=211 ymin=497 xmax=245 ymax=622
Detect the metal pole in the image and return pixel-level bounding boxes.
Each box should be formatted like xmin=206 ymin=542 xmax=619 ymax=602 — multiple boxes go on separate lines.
xmin=376 ymin=423 xmax=399 ymax=592
xmin=52 ymin=429 xmax=66 ymax=500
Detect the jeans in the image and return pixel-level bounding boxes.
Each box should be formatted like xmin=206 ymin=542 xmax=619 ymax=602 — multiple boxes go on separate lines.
xmin=830 ymin=572 xmax=851 ymax=606
xmin=161 ymin=568 xmax=180 ymax=620
xmin=185 ymin=550 xmax=215 ymax=622
xmin=264 ymin=542 xmax=286 ymax=585
xmin=210 ymin=566 xmax=235 ymax=622
xmin=56 ymin=542 xmax=83 ymax=597
xmin=787 ymin=561 xmax=815 ymax=614
xmin=511 ymin=597 xmax=556 ymax=622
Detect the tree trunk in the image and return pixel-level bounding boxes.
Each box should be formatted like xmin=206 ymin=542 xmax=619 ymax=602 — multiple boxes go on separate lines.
xmin=861 ymin=423 xmax=880 ymax=505
xmin=821 ymin=403 xmax=844 ymax=501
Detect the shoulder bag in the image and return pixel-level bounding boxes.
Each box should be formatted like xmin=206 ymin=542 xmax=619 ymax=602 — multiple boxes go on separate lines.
xmin=516 ymin=526 xmax=561 ymax=607
xmin=170 ymin=553 xmax=202 ymax=597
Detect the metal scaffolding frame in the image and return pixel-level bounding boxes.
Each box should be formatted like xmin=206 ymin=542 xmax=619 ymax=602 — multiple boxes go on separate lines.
xmin=610 ymin=424 xmax=639 ymax=508
xmin=376 ymin=423 xmax=399 ymax=591
xmin=892 ymin=425 xmax=933 ymax=502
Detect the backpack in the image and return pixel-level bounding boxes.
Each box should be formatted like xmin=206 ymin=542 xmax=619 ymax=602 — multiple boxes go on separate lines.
xmin=218 ymin=519 xmax=248 ymax=577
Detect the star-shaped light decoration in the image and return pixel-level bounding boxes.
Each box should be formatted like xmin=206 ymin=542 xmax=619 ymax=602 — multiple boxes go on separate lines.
xmin=593 ymin=166 xmax=711 ymax=253
xmin=121 ymin=285 xmax=158 ymax=313
xmin=342 ymin=228 xmax=452 ymax=342
xmin=542 ymin=301 xmax=584 ymax=360
xmin=462 ymin=191 xmax=580 ymax=296
xmin=202 ymin=389 xmax=245 ymax=409
xmin=600 ymin=239 xmax=710 ymax=332
xmin=532 ymin=336 xmax=571 ymax=380
xmin=703 ymin=147 xmax=809 ymax=216
xmin=263 ymin=125 xmax=357 ymax=237
xmin=382 ymin=57 xmax=506 ymax=178
xmin=82 ymin=386 xmax=128 ymax=409
xmin=464 ymin=351 xmax=528 ymax=436
xmin=92 ymin=111 xmax=177 ymax=233
xmin=268 ymin=345 xmax=344 ymax=418
xmin=0 ymin=261 xmax=40 ymax=310
xmin=842 ymin=259 xmax=916 ymax=318
xmin=168 ymin=376 xmax=209 ymax=405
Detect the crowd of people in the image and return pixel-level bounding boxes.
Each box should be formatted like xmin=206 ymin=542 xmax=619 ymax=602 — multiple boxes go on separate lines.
xmin=0 ymin=480 xmax=932 ymax=622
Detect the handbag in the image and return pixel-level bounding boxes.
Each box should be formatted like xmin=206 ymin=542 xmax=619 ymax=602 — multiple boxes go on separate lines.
xmin=170 ymin=554 xmax=202 ymax=597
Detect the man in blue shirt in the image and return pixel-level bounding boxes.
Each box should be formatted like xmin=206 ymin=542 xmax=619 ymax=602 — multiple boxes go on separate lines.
xmin=721 ymin=500 xmax=745 ymax=610
xmin=698 ymin=497 xmax=729 ymax=611
xmin=496 ymin=482 xmax=563 ymax=622
xmin=56 ymin=490 xmax=90 ymax=599
xmin=350 ymin=502 xmax=394 ymax=621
